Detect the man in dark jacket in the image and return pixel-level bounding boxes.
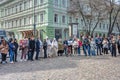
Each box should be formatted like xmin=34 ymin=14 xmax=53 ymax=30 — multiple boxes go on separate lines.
xmin=43 ymin=39 xmax=47 ymax=58
xmin=29 ymin=37 xmax=35 ymax=61
xmin=35 ymin=38 xmax=41 ymax=60
xmin=95 ymin=36 xmax=102 ymax=55
xmin=14 ymin=39 xmax=18 ymax=62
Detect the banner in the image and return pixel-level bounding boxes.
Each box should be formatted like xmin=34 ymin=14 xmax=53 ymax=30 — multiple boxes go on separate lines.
xmin=72 ymin=25 xmax=78 ymax=36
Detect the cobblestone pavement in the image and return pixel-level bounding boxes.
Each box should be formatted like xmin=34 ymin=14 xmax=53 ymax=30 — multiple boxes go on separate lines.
xmin=0 ymin=54 xmax=120 ymax=80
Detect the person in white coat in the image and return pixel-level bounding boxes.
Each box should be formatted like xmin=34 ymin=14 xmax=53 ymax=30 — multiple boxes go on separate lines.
xmin=51 ymin=38 xmax=58 ymax=57
xmin=46 ymin=37 xmax=52 ymax=57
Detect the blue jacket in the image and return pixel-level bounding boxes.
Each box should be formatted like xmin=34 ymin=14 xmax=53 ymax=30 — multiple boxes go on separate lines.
xmin=36 ymin=39 xmax=40 ymax=50
xmin=9 ymin=42 xmax=15 ymax=53
xmin=95 ymin=38 xmax=102 ymax=45
xmin=63 ymin=40 xmax=68 ymax=46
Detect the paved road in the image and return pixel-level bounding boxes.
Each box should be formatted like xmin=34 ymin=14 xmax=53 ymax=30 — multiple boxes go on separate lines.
xmin=0 ymin=55 xmax=120 ymax=80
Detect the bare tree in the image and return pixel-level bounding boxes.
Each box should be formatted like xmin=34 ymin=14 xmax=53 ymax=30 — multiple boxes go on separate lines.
xmin=103 ymin=0 xmax=120 ymax=36
xmin=68 ymin=0 xmax=106 ymax=36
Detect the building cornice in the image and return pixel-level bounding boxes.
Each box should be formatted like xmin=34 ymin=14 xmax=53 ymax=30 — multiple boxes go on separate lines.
xmin=0 ymin=0 xmax=15 ymax=7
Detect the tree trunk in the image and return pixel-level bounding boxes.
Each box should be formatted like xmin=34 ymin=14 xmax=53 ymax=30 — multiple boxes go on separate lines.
xmin=90 ymin=13 xmax=100 ymax=36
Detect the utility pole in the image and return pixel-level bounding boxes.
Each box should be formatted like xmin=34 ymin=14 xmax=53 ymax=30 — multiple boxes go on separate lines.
xmin=33 ymin=0 xmax=36 ymax=38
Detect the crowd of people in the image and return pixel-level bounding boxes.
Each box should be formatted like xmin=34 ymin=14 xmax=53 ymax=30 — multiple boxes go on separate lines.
xmin=0 ymin=35 xmax=120 ymax=64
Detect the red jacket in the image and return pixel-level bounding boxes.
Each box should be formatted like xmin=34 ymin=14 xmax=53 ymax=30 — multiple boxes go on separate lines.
xmin=78 ymin=40 xmax=82 ymax=47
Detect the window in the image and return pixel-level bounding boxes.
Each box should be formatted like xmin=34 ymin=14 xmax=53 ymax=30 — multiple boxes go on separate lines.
xmin=40 ymin=13 xmax=44 ymax=23
xmin=20 ymin=3 xmax=22 ymax=11
xmin=29 ymin=0 xmax=32 ymax=8
xmin=5 ymin=9 xmax=7 ymax=16
xmin=1 ymin=22 xmax=3 ymax=27
xmin=20 ymin=19 xmax=22 ymax=26
xmin=55 ymin=0 xmax=58 ymax=6
xmin=1 ymin=9 xmax=4 ymax=17
xmin=81 ymin=19 xmax=83 ymax=25
xmin=54 ymin=14 xmax=58 ymax=23
xmin=16 ymin=5 xmax=18 ymax=13
xmin=103 ymin=24 xmax=105 ymax=29
xmin=9 ymin=8 xmax=12 ymax=14
xmin=29 ymin=16 xmax=32 ymax=24
xmin=12 ymin=7 xmax=14 ymax=13
xmin=16 ymin=20 xmax=18 ymax=27
xmin=8 ymin=21 xmax=10 ymax=28
xmin=62 ymin=15 xmax=65 ymax=23
xmin=12 ymin=21 xmax=14 ymax=27
xmin=8 ymin=8 xmax=10 ymax=15
xmin=24 ymin=18 xmax=27 ymax=25
xmin=34 ymin=0 xmax=38 ymax=6
xmin=62 ymin=0 xmax=66 ymax=7
xmin=69 ymin=17 xmax=72 ymax=23
xmin=40 ymin=0 xmax=43 ymax=4
xmin=24 ymin=1 xmax=27 ymax=10
xmin=76 ymin=18 xmax=78 ymax=23
xmin=99 ymin=23 xmax=101 ymax=29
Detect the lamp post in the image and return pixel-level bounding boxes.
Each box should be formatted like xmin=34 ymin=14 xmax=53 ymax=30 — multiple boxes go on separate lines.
xmin=33 ymin=0 xmax=36 ymax=38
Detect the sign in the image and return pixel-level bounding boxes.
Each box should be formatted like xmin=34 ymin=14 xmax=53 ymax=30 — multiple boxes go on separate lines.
xmin=72 ymin=25 xmax=78 ymax=36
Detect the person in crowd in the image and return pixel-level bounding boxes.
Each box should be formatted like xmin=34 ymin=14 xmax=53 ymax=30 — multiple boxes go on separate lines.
xmin=102 ymin=38 xmax=109 ymax=55
xmin=29 ymin=37 xmax=35 ymax=61
xmin=111 ymin=38 xmax=117 ymax=57
xmin=72 ymin=38 xmax=78 ymax=55
xmin=13 ymin=39 xmax=18 ymax=62
xmin=27 ymin=38 xmax=31 ymax=60
xmin=35 ymin=38 xmax=41 ymax=60
xmin=8 ymin=38 xmax=15 ymax=63
xmin=77 ymin=39 xmax=82 ymax=56
xmin=58 ymin=39 xmax=64 ymax=56
xmin=83 ymin=36 xmax=91 ymax=56
xmin=101 ymin=37 xmax=104 ymax=53
xmin=95 ymin=35 xmax=102 ymax=55
xmin=51 ymin=38 xmax=58 ymax=57
xmin=117 ymin=36 xmax=120 ymax=55
xmin=69 ymin=37 xmax=73 ymax=54
xmin=20 ymin=38 xmax=28 ymax=61
xmin=63 ymin=38 xmax=68 ymax=56
xmin=108 ymin=36 xmax=113 ymax=53
xmin=46 ymin=37 xmax=52 ymax=57
xmin=0 ymin=38 xmax=9 ymax=64
xmin=43 ymin=39 xmax=47 ymax=58
xmin=90 ymin=38 xmax=96 ymax=56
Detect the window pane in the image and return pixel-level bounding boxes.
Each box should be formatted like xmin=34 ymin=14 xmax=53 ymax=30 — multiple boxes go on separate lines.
xmin=40 ymin=14 xmax=44 ymax=22
xmin=54 ymin=14 xmax=58 ymax=23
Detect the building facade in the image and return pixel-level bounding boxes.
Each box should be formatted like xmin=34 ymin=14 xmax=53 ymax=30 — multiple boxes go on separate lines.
xmin=0 ymin=0 xmax=119 ymax=40
xmin=0 ymin=0 xmax=69 ymax=40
